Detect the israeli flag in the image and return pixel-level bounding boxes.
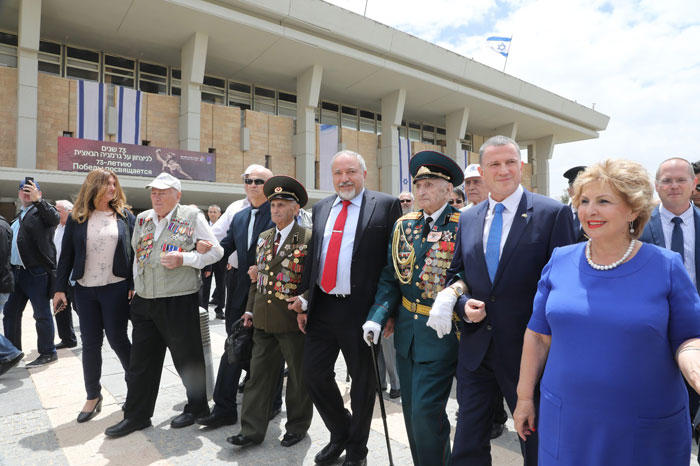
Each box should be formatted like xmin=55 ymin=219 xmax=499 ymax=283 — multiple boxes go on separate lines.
xmin=116 ymin=86 xmax=142 ymax=145
xmin=398 ymin=135 xmax=412 ymax=192
xmin=487 ymin=36 xmax=511 ymax=57
xmin=76 ymin=80 xmax=105 ymax=141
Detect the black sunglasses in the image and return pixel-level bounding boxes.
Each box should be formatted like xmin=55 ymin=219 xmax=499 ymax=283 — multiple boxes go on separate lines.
xmin=448 ymin=199 xmax=464 ymax=205
xmin=245 ymin=178 xmax=265 ymax=185
xmin=399 ymin=199 xmax=412 ymax=204
xmin=696 ymin=184 xmax=700 ymax=192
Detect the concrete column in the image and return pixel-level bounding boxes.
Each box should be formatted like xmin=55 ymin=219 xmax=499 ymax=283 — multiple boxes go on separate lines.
xmin=492 ymin=122 xmax=518 ymax=140
xmin=293 ymin=65 xmax=322 ymax=188
xmin=445 ymin=107 xmax=469 ymax=164
xmin=16 ymin=0 xmax=41 ymax=169
xmin=533 ymin=135 xmax=555 ymax=196
xmin=378 ymin=89 xmax=406 ymax=196
xmin=179 ymin=32 xmax=208 ymax=151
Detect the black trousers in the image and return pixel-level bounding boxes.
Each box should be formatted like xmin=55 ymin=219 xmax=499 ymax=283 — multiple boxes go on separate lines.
xmin=303 ymin=290 xmax=376 ymax=462
xmin=452 ymin=340 xmax=538 ymax=466
xmin=55 ymin=285 xmax=77 ymax=346
xmin=210 ymin=258 xmax=226 ymax=311
xmin=224 ymin=267 xmax=239 ymax=332
xmin=124 ymin=292 xmax=209 ymax=420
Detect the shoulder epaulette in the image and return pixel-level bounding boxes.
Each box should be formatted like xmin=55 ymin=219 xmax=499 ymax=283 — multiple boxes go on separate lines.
xmin=400 ymin=212 xmax=422 ymax=221
xmin=449 ymin=212 xmax=461 ymax=223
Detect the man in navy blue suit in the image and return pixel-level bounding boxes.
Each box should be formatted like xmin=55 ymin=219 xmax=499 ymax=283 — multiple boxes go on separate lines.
xmin=436 ymin=135 xmax=574 ymax=466
xmin=639 ymin=157 xmax=700 ymax=440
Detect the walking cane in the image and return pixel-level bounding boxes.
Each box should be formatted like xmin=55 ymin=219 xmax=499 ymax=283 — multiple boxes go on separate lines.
xmin=367 ymin=331 xmax=395 ymax=466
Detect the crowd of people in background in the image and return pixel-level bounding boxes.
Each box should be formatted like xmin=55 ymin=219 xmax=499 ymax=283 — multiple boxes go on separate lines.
xmin=3 ymin=136 xmax=700 ymax=466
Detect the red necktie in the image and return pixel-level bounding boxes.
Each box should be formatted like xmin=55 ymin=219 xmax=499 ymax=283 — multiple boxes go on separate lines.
xmin=272 ymin=232 xmax=281 ymax=256
xmin=321 ymin=200 xmax=351 ymax=293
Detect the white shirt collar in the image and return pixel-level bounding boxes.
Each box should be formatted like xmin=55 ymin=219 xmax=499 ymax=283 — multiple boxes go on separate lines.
xmin=423 ymin=202 xmax=448 ymax=224
xmin=659 ymin=203 xmax=694 ymax=224
xmin=488 ymin=185 xmax=524 ymax=214
xmin=149 ymin=204 xmax=179 ymax=223
xmin=276 ymin=220 xmax=295 ymax=239
xmin=333 ymin=189 xmax=365 ymax=208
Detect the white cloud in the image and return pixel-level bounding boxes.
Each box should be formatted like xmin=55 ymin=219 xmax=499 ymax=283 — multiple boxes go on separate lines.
xmin=326 ymin=0 xmax=700 ymax=198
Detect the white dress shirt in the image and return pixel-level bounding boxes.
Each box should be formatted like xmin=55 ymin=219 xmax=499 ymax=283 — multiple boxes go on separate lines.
xmin=131 ymin=205 xmax=223 ymax=277
xmin=212 ymin=198 xmax=251 ymax=267
xmin=424 ymin=203 xmax=448 ymax=231
xmin=482 ymin=185 xmax=524 ymax=257
xmin=317 ymin=189 xmax=364 ymax=295
xmin=54 ymin=223 xmax=65 ymax=260
xmin=659 ymin=203 xmax=696 ymax=286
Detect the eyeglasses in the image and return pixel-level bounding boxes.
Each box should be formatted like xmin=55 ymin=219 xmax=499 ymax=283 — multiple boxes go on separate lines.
xmin=245 ymin=178 xmax=265 ymax=185
xmin=399 ymin=199 xmax=412 ymax=204
xmin=696 ymin=184 xmax=700 ymax=192
xmin=658 ymin=177 xmax=692 ymax=186
xmin=448 ymin=199 xmax=464 ymax=205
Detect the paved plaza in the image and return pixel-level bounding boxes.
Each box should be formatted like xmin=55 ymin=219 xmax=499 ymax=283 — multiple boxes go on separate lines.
xmin=2 ymin=303 xmax=698 ymax=465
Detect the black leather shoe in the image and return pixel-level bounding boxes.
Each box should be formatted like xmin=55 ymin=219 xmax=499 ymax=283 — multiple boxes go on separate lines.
xmin=77 ymin=394 xmax=103 ymax=423
xmin=55 ymin=341 xmax=77 ymax=350
xmin=195 ymin=413 xmax=237 ymax=428
xmin=105 ymin=418 xmax=152 ymax=438
xmin=314 ymin=441 xmax=347 ymax=464
xmin=215 ymin=311 xmax=225 ymax=320
xmin=26 ymin=353 xmax=57 ymax=367
xmin=281 ymin=432 xmax=306 ymax=447
xmin=171 ymin=412 xmax=206 ymax=428
xmin=389 ymin=388 xmax=401 ymax=399
xmin=226 ymin=434 xmax=261 ymax=446
xmin=268 ymin=407 xmax=282 ymax=421
xmin=490 ymin=422 xmax=505 ymax=439
xmin=0 ymin=352 xmax=23 ymax=376
xmin=342 ymin=458 xmax=366 ymax=466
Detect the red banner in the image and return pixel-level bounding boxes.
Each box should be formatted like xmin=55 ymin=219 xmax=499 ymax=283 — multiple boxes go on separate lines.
xmin=57 ymin=137 xmax=216 ymax=182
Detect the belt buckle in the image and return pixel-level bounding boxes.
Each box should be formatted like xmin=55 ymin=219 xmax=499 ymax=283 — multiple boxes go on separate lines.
xmin=410 ymin=302 xmax=417 ymax=312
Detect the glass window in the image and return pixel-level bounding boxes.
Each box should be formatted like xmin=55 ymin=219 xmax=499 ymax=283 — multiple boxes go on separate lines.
xmin=38 ymin=40 xmax=61 ymax=76
xmin=422 ymin=124 xmax=435 ymax=144
xmin=321 ymin=101 xmax=339 ymax=126
xmin=436 ymin=127 xmax=446 ymax=146
xmin=408 ymin=122 xmax=421 ymax=141
xmin=138 ymin=62 xmax=167 ymax=95
xmin=359 ymin=110 xmax=375 ymax=133
xmin=341 ymin=106 xmax=358 ymax=130
xmin=0 ymin=32 xmax=18 ymax=68
xmin=462 ymin=132 xmax=473 ymax=152
xmin=377 ymin=113 xmax=382 ymax=135
xmin=254 ymin=86 xmax=276 ymax=115
xmin=278 ymin=91 xmax=297 ymax=119
xmin=65 ymin=46 xmax=99 ymax=81
xmin=229 ymin=81 xmax=251 ymax=110
xmin=201 ymin=75 xmax=226 ymax=105
xmin=171 ymin=68 xmax=181 ymax=96
xmin=104 ymin=54 xmax=134 ymax=88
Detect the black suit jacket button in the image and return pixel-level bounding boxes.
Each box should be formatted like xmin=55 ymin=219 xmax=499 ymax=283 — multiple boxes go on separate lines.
xmin=486 ymin=324 xmax=493 ymax=331
xmin=489 ymin=296 xmax=495 ymax=302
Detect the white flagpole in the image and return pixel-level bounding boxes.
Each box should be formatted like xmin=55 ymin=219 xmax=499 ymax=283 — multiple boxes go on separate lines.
xmin=502 ymin=35 xmax=512 ymax=73
xmin=364 ymin=0 xmax=369 ymax=16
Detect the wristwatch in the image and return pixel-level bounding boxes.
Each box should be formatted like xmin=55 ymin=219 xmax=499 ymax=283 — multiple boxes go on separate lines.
xmin=450 ymin=283 xmax=464 ymax=298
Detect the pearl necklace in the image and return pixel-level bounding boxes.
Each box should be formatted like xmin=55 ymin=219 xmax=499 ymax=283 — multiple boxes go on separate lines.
xmin=585 ymin=239 xmax=636 ymax=271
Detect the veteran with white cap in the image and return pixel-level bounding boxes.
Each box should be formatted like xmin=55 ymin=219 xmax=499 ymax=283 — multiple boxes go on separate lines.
xmin=462 ymin=163 xmax=489 ymax=211
xmin=105 ymin=172 xmax=223 ymax=438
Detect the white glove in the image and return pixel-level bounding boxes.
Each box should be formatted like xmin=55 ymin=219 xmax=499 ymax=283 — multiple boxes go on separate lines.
xmin=362 ymin=321 xmax=382 ymax=346
xmin=427 ymin=288 xmax=457 ymax=338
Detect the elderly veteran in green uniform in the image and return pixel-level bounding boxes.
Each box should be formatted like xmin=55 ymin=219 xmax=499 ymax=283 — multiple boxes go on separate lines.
xmin=363 ymin=151 xmax=463 ymax=466
xmin=227 ymin=175 xmax=314 ymax=449
xmin=105 ymin=172 xmax=223 ymax=438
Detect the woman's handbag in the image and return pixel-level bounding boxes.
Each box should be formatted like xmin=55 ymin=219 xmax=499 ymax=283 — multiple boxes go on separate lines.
xmin=225 ymin=317 xmax=253 ymax=364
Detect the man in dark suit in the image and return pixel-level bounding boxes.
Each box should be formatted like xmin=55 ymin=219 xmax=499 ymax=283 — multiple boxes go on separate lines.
xmin=289 ymin=150 xmax=402 ymax=466
xmin=3 ymin=178 xmax=60 ymax=367
xmin=639 ymin=157 xmax=700 ymax=432
xmin=563 ymin=166 xmax=587 ymax=242
xmin=440 ymin=136 xmax=575 ymax=466
xmin=196 ymin=166 xmax=283 ymax=428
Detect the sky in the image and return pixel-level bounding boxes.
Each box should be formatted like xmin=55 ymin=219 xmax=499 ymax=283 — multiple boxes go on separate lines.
xmin=325 ymin=0 xmax=700 ymax=199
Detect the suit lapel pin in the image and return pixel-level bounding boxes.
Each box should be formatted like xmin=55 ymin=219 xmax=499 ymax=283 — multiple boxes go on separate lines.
xmin=521 ymin=213 xmax=528 ymax=218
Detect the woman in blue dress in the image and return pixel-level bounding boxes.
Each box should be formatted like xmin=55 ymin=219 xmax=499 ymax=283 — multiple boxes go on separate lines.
xmin=513 ymin=159 xmax=700 ymax=466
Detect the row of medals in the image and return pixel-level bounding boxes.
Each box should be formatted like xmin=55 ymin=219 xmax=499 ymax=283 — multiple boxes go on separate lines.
xmin=258 ymin=244 xmax=307 ymax=300
xmin=401 ymin=221 xmax=454 ymax=301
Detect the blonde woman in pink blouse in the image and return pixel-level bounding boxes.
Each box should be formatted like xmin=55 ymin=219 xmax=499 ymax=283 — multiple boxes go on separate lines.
xmin=54 ymin=169 xmax=134 ymax=423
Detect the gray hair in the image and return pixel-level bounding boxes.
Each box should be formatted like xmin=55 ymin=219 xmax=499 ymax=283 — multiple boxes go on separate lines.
xmin=655 ymin=157 xmax=694 ymax=180
xmin=399 ymin=191 xmax=414 ymax=200
xmin=331 ymin=150 xmax=367 ymax=172
xmin=479 ymin=135 xmax=521 ymax=165
xmin=55 ymin=200 xmax=74 ymax=211
xmin=242 ymin=164 xmax=266 ymax=179
xmin=208 ymin=204 xmax=221 ymax=212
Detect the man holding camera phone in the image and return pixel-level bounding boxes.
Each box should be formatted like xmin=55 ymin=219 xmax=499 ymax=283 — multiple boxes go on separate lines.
xmin=3 ymin=177 xmax=60 ymax=367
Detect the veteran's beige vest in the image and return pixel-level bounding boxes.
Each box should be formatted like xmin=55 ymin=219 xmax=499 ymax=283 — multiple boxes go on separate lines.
xmin=132 ymin=204 xmax=201 ymax=299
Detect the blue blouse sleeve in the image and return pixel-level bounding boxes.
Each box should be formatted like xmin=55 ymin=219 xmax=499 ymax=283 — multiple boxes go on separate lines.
xmin=668 ymin=253 xmax=700 ymax=353
xmin=527 ymin=248 xmax=555 ymax=335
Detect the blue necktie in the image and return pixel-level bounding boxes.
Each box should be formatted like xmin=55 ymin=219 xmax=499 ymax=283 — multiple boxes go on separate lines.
xmin=671 ymin=216 xmax=684 ymax=263
xmin=485 ymin=203 xmax=505 ymax=283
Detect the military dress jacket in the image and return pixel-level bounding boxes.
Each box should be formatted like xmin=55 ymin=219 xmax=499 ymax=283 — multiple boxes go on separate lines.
xmin=367 ymin=204 xmax=460 ymax=363
xmin=245 ymin=222 xmax=311 ymax=334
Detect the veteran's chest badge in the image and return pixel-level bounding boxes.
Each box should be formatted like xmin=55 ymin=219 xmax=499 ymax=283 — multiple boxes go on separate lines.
xmin=426 ymin=231 xmax=442 ymax=242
